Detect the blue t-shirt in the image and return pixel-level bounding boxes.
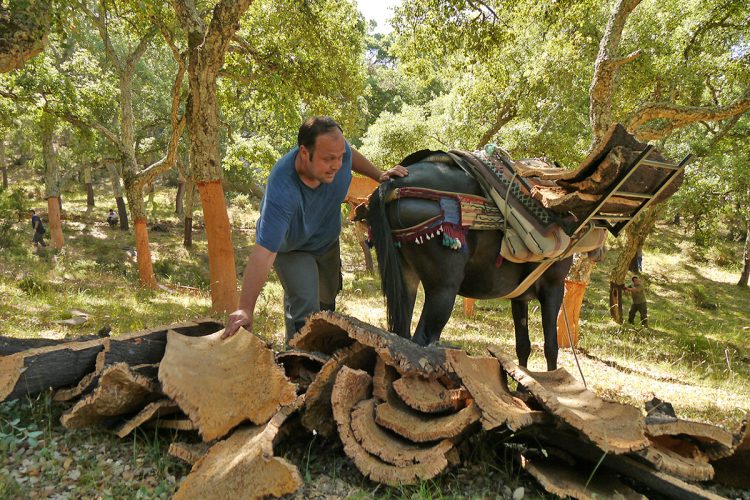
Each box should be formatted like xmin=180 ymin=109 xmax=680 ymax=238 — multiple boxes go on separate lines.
xmin=31 ymin=214 xmax=45 ymax=234
xmin=256 ymin=142 xmax=353 ymax=254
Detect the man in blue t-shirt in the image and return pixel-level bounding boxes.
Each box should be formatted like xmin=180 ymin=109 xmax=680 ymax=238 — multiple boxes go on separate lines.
xmin=30 ymin=209 xmax=47 ymax=248
xmin=223 ymin=116 xmax=407 ymax=342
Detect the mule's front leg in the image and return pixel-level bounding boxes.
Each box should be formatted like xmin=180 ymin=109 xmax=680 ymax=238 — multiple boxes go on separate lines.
xmin=539 ymin=286 xmax=565 ymax=371
xmin=412 ymin=286 xmax=458 ymax=346
xmin=511 ymin=300 xmax=531 ymax=367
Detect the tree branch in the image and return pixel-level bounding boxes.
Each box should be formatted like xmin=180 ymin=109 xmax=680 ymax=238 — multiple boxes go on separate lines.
xmin=201 ymin=0 xmax=253 ymax=75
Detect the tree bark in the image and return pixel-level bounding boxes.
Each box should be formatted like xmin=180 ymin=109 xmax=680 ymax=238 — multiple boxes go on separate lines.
xmin=175 ymin=179 xmax=185 ymax=217
xmin=0 ymin=0 xmax=51 ymax=73
xmin=174 ymin=0 xmax=252 ymax=312
xmin=84 ymin=164 xmax=95 ymax=210
xmin=126 ymin=182 xmax=157 ymax=289
xmin=106 ymin=161 xmax=129 ymax=230
xmin=41 ymin=117 xmax=64 ymax=248
xmin=738 ymin=219 xmax=750 ymax=287
xmin=183 ymin=179 xmax=196 ymax=248
xmin=0 ymin=138 xmax=7 ymax=189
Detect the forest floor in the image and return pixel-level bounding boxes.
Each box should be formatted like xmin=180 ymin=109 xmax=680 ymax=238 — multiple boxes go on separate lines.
xmin=1 ymin=182 xmax=749 ymax=499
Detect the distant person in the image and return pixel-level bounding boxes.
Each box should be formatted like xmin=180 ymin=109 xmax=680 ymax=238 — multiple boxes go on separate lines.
xmin=629 ymin=248 xmax=643 ymax=273
xmin=107 ymin=209 xmax=118 ymax=228
xmin=30 ymin=209 xmax=47 ymax=248
xmin=625 ymin=275 xmax=648 ymax=327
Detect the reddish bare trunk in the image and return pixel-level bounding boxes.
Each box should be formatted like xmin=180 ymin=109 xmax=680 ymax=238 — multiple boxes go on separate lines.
xmin=134 ymin=218 xmax=157 ymax=289
xmin=46 ymin=197 xmax=64 ymax=249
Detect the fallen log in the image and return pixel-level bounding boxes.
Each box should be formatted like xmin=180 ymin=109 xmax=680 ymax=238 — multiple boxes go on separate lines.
xmin=174 ymin=397 xmax=305 ymax=500
xmin=291 ymin=312 xmax=451 ymax=377
xmin=332 ymin=366 xmax=452 ymax=486
xmin=1 ymin=337 xmax=107 ymax=402
xmin=492 ymin=348 xmax=648 ymax=454
xmin=159 ymin=328 xmax=297 ymax=441
xmin=301 ymin=342 xmax=375 ymax=437
xmin=447 ymin=350 xmax=548 ymax=431
xmin=116 ymin=399 xmax=180 ymax=438
xmin=60 ymin=363 xmax=161 ymax=429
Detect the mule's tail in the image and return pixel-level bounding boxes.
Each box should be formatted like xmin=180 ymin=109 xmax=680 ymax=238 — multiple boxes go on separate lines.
xmin=368 ymin=183 xmax=411 ymax=338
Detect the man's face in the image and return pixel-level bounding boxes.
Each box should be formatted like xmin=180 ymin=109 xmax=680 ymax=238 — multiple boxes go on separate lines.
xmin=300 ymin=129 xmax=346 ymax=184
xmin=632 ymin=278 xmax=640 ymax=286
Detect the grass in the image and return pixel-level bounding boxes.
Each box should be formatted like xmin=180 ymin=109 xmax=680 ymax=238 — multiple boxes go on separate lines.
xmin=1 ymin=175 xmax=749 ymax=496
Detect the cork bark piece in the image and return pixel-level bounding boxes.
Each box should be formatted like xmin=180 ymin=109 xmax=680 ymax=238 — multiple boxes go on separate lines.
xmin=331 ymin=367 xmax=451 ymax=486
xmin=291 ymin=311 xmax=451 ymax=377
xmin=446 ymin=350 xmax=548 ymax=430
xmin=521 ymin=452 xmax=646 ymax=500
xmin=373 ymin=356 xmax=400 ymax=401
xmin=301 ymin=342 xmax=375 ymax=437
xmin=276 ymin=350 xmax=329 ymax=394
xmin=491 ymin=348 xmax=648 ymax=454
xmin=646 ymin=418 xmax=734 ymax=460
xmin=159 ymin=328 xmax=296 ymax=441
xmin=351 ymin=398 xmax=454 ymax=467
xmin=712 ymin=415 xmax=750 ymax=489
xmin=168 ymin=441 xmax=212 ymax=465
xmin=116 ymin=399 xmax=179 ymax=438
xmin=392 ymin=374 xmax=469 ymax=414
xmin=375 ymin=383 xmax=481 ymax=443
xmin=635 ymin=438 xmax=714 ymax=481
xmin=60 ymin=362 xmax=161 ymax=429
xmin=146 ymin=417 xmax=197 ymax=431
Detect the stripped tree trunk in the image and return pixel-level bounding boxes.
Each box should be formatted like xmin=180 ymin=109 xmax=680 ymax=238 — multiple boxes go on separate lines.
xmin=173 ymin=0 xmax=252 ymax=312
xmin=739 ymin=219 xmax=750 ymax=287
xmin=107 ymin=162 xmax=129 ymax=230
xmin=41 ymin=116 xmax=64 ymax=249
xmin=84 ymin=164 xmax=95 ymax=213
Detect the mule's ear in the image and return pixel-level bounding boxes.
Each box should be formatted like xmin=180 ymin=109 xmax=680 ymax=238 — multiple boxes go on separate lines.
xmin=352 ymin=201 xmax=370 ymax=222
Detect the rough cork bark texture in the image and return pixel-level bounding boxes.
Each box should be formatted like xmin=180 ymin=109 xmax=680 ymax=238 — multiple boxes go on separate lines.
xmin=291 ymin=312 xmax=451 ymax=377
xmin=492 ymin=348 xmax=648 ymax=454
xmin=145 ymin=417 xmax=196 ymax=431
xmin=392 ymin=374 xmax=469 ymax=414
xmin=301 ymin=342 xmax=375 ymax=437
xmin=159 ymin=328 xmax=296 ymax=441
xmin=351 ymin=398 xmax=454 ymax=467
xmin=375 ymin=382 xmax=481 ymax=443
xmin=276 ymin=350 xmax=329 ymax=394
xmin=446 ymin=350 xmax=547 ymax=431
xmin=712 ymin=415 xmax=750 ymax=489
xmin=635 ymin=438 xmax=714 ymax=482
xmin=115 ymin=399 xmax=179 ymax=438
xmin=331 ymin=367 xmax=451 ymax=486
xmin=521 ymin=452 xmax=646 ymax=500
xmin=60 ymin=363 xmax=161 ymax=429
xmin=168 ymin=441 xmax=212 ymax=466
xmin=646 ymin=418 xmax=734 ymax=460
xmin=372 ymin=356 xmax=400 ymax=401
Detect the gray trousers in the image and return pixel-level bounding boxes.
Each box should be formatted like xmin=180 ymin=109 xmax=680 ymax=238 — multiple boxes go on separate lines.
xmin=274 ymin=239 xmax=342 ymax=343
xmin=628 ymin=301 xmax=648 ymax=327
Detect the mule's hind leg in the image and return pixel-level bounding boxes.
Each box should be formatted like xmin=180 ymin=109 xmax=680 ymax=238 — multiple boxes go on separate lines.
xmin=412 ymin=284 xmax=459 ymax=346
xmin=399 ymin=260 xmax=420 ymax=339
xmin=511 ymin=300 xmax=532 ymax=367
xmin=539 ymin=285 xmax=565 ymax=371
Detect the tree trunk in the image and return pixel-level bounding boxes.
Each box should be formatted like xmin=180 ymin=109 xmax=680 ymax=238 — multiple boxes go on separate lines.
xmin=738 ymin=219 xmax=750 ymax=287
xmin=608 ymin=206 xmax=662 ymax=321
xmin=107 ymin=162 xmax=129 ymax=230
xmin=125 ymin=181 xmax=157 ymax=289
xmin=183 ymin=179 xmax=196 ymax=248
xmin=176 ymin=177 xmax=185 ymax=217
xmin=84 ymin=164 xmax=95 ymax=211
xmin=41 ymin=119 xmax=64 ymax=249
xmin=0 ymin=1 xmax=51 ymax=74
xmin=0 ymin=138 xmax=7 ymax=189
xmin=197 ymin=180 xmax=238 ymax=312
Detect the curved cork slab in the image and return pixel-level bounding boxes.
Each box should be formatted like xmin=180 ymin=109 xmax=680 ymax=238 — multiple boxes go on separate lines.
xmin=393 ymin=374 xmax=469 ymax=414
xmin=351 ymin=398 xmax=453 ymax=467
xmin=168 ymin=441 xmax=212 ymax=465
xmin=291 ymin=312 xmax=450 ymax=377
xmin=646 ymin=418 xmax=734 ymax=460
xmin=60 ymin=362 xmax=160 ymax=429
xmin=491 ymin=348 xmax=647 ymax=454
xmin=373 ymin=356 xmax=400 ymax=401
xmin=301 ymin=342 xmax=375 ymax=437
xmin=276 ymin=350 xmax=329 ymax=393
xmin=635 ymin=438 xmax=714 ymax=481
xmin=159 ymin=329 xmax=296 ymax=441
xmin=116 ymin=399 xmax=179 ymax=438
xmin=712 ymin=414 xmax=750 ymax=489
xmin=375 ymin=386 xmax=481 ymax=443
xmin=447 ymin=350 xmax=548 ymax=430
xmin=331 ymin=367 xmax=451 ymax=486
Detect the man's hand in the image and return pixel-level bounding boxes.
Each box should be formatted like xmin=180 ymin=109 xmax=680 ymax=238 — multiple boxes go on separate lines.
xmin=223 ymin=308 xmax=253 ymax=339
xmin=379 ymin=165 xmax=409 ymax=182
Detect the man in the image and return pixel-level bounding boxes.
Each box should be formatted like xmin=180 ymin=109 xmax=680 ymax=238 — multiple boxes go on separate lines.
xmin=107 ymin=209 xmax=118 ymax=228
xmin=223 ymin=116 xmax=407 ymax=342
xmin=625 ymin=275 xmax=648 ymax=327
xmin=30 ymin=209 xmax=47 ymax=248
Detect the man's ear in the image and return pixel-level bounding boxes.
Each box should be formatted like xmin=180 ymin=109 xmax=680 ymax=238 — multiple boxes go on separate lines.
xmin=299 ymin=145 xmax=310 ymax=163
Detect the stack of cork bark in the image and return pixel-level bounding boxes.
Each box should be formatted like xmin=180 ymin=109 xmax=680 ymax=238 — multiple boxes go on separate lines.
xmin=1 ymin=313 xmax=748 ymax=499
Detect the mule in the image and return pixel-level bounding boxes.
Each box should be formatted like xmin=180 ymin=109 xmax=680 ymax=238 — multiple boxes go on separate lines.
xmin=367 ymin=156 xmax=577 ymax=371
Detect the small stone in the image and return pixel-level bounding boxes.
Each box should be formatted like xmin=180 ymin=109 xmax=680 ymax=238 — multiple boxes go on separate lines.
xmin=68 ymin=469 xmax=81 ymax=481
xmin=502 ymin=486 xmax=512 ymax=498
xmin=512 ymin=487 xmax=525 ymax=500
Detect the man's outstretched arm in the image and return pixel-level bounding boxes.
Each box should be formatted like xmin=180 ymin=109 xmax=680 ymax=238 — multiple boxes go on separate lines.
xmin=223 ymin=244 xmax=277 ymax=338
xmin=351 ymin=147 xmax=408 ymax=182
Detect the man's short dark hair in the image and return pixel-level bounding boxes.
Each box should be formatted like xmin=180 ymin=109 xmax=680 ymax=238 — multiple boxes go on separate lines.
xmin=298 ymin=116 xmax=343 ymax=158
